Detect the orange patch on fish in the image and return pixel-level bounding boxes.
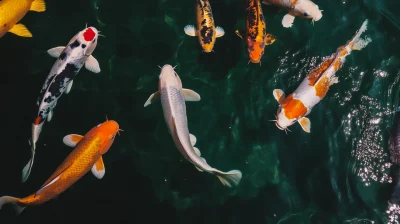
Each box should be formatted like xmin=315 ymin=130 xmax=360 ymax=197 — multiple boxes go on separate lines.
xmin=308 ymin=57 xmax=335 ymax=86
xmin=333 ymin=59 xmax=342 ymax=71
xmin=291 ymin=0 xmax=299 ymax=5
xmin=339 ymin=48 xmax=348 ymax=57
xmin=70 ymin=134 xmax=83 ymax=143
xmin=95 ymin=157 xmax=104 ymax=171
xmin=315 ymin=76 xmax=331 ymax=98
xmin=282 ymin=94 xmax=308 ymax=119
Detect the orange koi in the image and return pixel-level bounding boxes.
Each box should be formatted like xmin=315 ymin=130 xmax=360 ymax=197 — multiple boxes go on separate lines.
xmin=0 ymin=119 xmax=121 ymax=214
xmin=236 ymin=0 xmax=276 ymax=64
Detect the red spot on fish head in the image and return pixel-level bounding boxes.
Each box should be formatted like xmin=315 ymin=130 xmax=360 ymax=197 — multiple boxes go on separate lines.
xmin=34 ymin=117 xmax=42 ymax=125
xmin=83 ymin=27 xmax=96 ymax=41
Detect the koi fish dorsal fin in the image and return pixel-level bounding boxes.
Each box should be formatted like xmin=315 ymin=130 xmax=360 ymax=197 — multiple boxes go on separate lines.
xmin=307 ymin=56 xmax=336 ymax=86
xmin=91 ymin=156 xmax=105 ymax=179
xmin=37 ymin=163 xmax=73 ymax=196
xmin=36 ymin=173 xmax=61 ymax=196
xmin=63 ymin=134 xmax=84 ymax=147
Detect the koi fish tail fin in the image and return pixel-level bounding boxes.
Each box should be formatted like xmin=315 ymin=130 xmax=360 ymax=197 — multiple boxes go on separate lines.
xmin=349 ymin=19 xmax=372 ymax=51
xmin=212 ymin=169 xmax=242 ymax=187
xmin=21 ymin=141 xmax=35 ymax=183
xmin=0 ymin=196 xmax=25 ymax=215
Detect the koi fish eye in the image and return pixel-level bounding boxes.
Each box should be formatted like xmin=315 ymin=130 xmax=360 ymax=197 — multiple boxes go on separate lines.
xmin=304 ymin=12 xmax=310 ymax=17
xmin=110 ymin=135 xmax=115 ymax=140
xmin=174 ymin=72 xmax=178 ymax=77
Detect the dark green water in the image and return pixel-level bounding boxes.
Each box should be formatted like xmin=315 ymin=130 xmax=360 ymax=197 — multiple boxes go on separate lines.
xmin=0 ymin=0 xmax=399 ymax=223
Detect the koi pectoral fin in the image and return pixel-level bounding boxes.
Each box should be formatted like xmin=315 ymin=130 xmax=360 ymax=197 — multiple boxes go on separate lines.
xmin=184 ymin=25 xmax=197 ymax=36
xmin=265 ymin=33 xmax=277 ymax=45
xmin=282 ymin=14 xmax=295 ymax=28
xmin=235 ymin=30 xmax=245 ymax=39
xmin=47 ymin=47 xmax=65 ymax=58
xmin=91 ymin=156 xmax=105 ymax=179
xmin=182 ymin=89 xmax=201 ymax=101
xmin=8 ymin=24 xmax=32 ymax=37
xmin=85 ymin=55 xmax=101 ymax=73
xmin=144 ymin=91 xmax=160 ymax=107
xmin=30 ymin=0 xmax=46 ymax=12
xmin=273 ymin=89 xmax=285 ymax=104
xmin=216 ymin=26 xmax=225 ymax=38
xmin=63 ymin=134 xmax=84 ymax=147
xmin=298 ymin=117 xmax=311 ymax=133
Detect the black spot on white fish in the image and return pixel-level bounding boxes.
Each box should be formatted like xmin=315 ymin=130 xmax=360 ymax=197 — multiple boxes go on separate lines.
xmin=200 ymin=26 xmax=213 ymax=44
xmin=92 ymin=38 xmax=96 ymax=43
xmin=59 ymin=52 xmax=67 ymax=60
xmin=42 ymin=63 xmax=78 ymax=104
xmin=70 ymin=40 xmax=80 ymax=49
xmin=81 ymin=44 xmax=86 ymax=49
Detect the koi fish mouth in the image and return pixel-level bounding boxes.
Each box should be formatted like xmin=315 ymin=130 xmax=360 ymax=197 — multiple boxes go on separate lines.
xmin=311 ymin=10 xmax=323 ymax=25
xmin=275 ymin=121 xmax=284 ymax=130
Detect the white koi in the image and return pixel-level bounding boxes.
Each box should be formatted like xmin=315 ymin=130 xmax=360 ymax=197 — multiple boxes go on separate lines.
xmin=144 ymin=65 xmax=242 ymax=187
xmin=262 ymin=0 xmax=323 ymax=28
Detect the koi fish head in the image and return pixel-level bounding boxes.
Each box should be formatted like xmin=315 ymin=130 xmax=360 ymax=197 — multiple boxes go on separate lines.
xmin=292 ymin=0 xmax=323 ymax=24
xmin=69 ymin=27 xmax=99 ymax=57
xmin=201 ymin=41 xmax=215 ymax=53
xmin=275 ymin=106 xmax=296 ymax=132
xmin=272 ymin=92 xmax=308 ymax=132
xmin=93 ymin=120 xmax=120 ymax=154
xmin=247 ymin=38 xmax=265 ymax=63
xmin=158 ymin=64 xmax=182 ymax=90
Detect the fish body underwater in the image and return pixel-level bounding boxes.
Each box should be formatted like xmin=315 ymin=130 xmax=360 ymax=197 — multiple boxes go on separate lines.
xmin=144 ymin=65 xmax=242 ymax=187
xmin=0 ymin=120 xmax=120 ymax=214
xmin=273 ymin=19 xmax=371 ymax=133
xmin=184 ymin=0 xmax=225 ymax=52
xmin=236 ymin=0 xmax=277 ymax=64
xmin=0 ymin=0 xmax=46 ymax=38
xmin=22 ymin=26 xmax=102 ymax=183
xmin=262 ymin=0 xmax=323 ymax=28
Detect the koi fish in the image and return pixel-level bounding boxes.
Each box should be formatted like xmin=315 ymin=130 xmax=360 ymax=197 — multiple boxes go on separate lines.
xmin=262 ymin=0 xmax=323 ymax=28
xmin=22 ymin=26 xmax=102 ymax=183
xmin=0 ymin=0 xmax=46 ymax=38
xmin=272 ymin=19 xmax=371 ymax=133
xmin=389 ymin=107 xmax=400 ymax=204
xmin=144 ymin=65 xmax=242 ymax=187
xmin=236 ymin=0 xmax=277 ymax=64
xmin=184 ymin=0 xmax=225 ymax=52
xmin=0 ymin=120 xmax=121 ymax=214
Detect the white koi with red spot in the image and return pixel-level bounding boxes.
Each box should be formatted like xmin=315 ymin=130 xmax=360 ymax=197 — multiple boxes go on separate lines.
xmin=273 ymin=19 xmax=371 ymax=133
xmin=22 ymin=26 xmax=102 ymax=183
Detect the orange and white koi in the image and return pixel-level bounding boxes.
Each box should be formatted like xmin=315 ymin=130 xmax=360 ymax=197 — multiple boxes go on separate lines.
xmin=0 ymin=120 xmax=121 ymax=214
xmin=262 ymin=0 xmax=322 ymax=28
xmin=236 ymin=0 xmax=277 ymax=64
xmin=272 ymin=19 xmax=371 ymax=133
xmin=0 ymin=0 xmax=46 ymax=38
xmin=184 ymin=0 xmax=225 ymax=53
